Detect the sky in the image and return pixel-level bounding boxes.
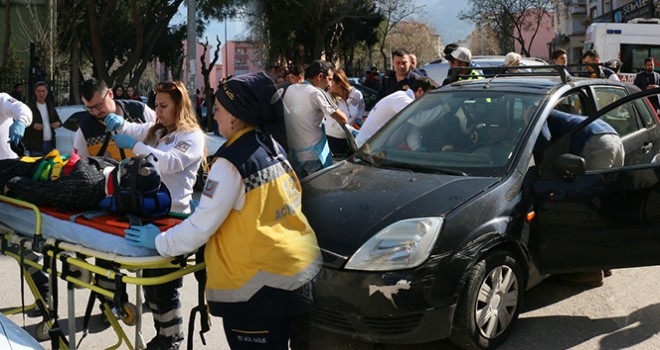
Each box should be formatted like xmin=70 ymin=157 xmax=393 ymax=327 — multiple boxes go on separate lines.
xmin=174 ymin=0 xmax=474 ymax=56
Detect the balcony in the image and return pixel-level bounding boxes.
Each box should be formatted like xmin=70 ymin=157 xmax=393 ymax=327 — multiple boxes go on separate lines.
xmin=569 ymin=4 xmax=586 ymax=15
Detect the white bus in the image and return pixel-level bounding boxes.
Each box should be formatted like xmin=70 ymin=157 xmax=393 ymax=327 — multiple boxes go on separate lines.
xmin=584 ymin=19 xmax=660 ymax=83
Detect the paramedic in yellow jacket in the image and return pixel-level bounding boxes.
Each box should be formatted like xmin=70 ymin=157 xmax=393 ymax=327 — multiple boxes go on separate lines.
xmin=124 ymin=72 xmax=321 ymax=349
xmin=75 ymin=78 xmax=156 ymax=160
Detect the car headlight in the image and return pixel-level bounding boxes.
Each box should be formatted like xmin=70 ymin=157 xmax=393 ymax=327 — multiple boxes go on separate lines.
xmin=345 ymin=217 xmax=443 ymax=271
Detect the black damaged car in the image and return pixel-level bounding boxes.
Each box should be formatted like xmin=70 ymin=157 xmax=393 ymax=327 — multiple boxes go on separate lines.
xmin=301 ymin=69 xmax=660 ymax=350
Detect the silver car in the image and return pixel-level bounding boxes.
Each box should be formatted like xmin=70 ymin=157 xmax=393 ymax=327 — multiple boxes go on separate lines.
xmin=423 ymin=55 xmax=549 ymax=84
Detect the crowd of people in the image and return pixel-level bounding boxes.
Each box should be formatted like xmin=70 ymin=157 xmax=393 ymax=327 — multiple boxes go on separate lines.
xmin=1 ymin=43 xmax=660 ymax=349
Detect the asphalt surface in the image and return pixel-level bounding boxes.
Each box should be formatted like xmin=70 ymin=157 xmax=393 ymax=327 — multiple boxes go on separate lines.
xmin=1 ymin=254 xmax=659 ymax=349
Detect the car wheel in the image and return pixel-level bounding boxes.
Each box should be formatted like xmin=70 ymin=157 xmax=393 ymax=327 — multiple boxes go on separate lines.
xmin=450 ymin=249 xmax=524 ymax=350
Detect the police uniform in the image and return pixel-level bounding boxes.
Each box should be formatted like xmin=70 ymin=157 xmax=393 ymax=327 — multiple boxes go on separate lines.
xmin=73 ymin=100 xmax=155 ymax=159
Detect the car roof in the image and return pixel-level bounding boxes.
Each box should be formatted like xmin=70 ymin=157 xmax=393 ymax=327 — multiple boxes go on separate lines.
xmin=423 ymin=55 xmax=549 ymax=84
xmin=433 ymin=74 xmax=634 ymax=96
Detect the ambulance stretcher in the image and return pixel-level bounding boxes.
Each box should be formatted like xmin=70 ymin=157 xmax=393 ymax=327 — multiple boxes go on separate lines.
xmin=0 ymin=195 xmax=208 ymax=350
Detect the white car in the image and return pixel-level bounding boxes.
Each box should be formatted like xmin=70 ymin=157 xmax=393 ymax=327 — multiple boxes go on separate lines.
xmin=423 ymin=55 xmax=549 ymax=84
xmin=0 ymin=313 xmax=44 ymax=350
xmin=54 ymin=105 xmax=225 ymax=155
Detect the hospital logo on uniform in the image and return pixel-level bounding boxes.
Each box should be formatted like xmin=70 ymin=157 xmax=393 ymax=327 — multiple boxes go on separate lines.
xmin=175 ymin=141 xmax=190 ymax=153
xmin=203 ymin=180 xmax=218 ymax=198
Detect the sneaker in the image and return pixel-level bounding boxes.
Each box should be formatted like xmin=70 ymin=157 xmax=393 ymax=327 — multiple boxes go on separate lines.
xmin=145 ymin=335 xmax=182 ymax=350
xmin=560 ymin=270 xmax=604 ymax=287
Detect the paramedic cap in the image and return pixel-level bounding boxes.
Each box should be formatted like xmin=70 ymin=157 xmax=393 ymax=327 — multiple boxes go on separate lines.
xmin=215 ymin=71 xmax=284 ymax=130
xmin=445 ymin=47 xmax=472 ymax=64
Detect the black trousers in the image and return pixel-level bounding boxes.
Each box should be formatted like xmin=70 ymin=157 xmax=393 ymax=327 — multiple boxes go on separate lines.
xmin=222 ymin=312 xmax=294 ymax=349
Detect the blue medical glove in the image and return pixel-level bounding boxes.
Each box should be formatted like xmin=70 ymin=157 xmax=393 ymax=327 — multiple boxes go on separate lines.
xmin=113 ymin=134 xmax=137 ymax=149
xmin=8 ymin=120 xmax=26 ymax=145
xmin=104 ymin=113 xmax=124 ymax=132
xmin=124 ymin=224 xmax=159 ymax=250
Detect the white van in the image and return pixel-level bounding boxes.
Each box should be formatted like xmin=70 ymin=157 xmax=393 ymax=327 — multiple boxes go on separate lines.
xmin=584 ymin=19 xmax=660 ymax=83
xmin=423 ymin=55 xmax=548 ymax=84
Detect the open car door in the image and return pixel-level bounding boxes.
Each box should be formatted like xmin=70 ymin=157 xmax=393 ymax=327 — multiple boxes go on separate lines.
xmin=531 ymin=88 xmax=660 ymax=274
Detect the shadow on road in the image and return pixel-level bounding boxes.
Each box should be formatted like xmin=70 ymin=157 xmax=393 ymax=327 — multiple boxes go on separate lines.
xmin=501 ymin=303 xmax=660 ymax=350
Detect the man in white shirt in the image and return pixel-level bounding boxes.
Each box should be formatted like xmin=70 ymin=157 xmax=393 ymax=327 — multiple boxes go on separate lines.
xmin=356 ymin=77 xmax=437 ymax=147
xmin=0 ymin=92 xmax=32 ymax=159
xmin=283 ymin=60 xmax=347 ymax=177
xmin=26 ymin=81 xmax=61 ymax=155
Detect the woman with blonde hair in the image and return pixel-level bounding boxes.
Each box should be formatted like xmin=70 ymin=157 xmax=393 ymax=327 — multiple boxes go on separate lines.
xmin=327 ymin=68 xmax=364 ymax=155
xmin=104 ymin=80 xmax=206 ymax=349
xmin=106 ymin=80 xmax=206 ymax=215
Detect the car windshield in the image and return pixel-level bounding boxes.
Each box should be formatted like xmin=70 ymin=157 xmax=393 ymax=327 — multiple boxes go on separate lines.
xmin=360 ymin=90 xmax=544 ymax=177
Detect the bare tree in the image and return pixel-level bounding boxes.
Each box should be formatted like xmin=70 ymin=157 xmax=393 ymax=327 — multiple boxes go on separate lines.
xmin=1 ymin=0 xmax=10 ymax=75
xmin=200 ymin=36 xmax=222 ymax=131
xmin=460 ymin=0 xmax=555 ymax=57
xmin=375 ymin=0 xmax=425 ymax=70
xmin=468 ymin=22 xmax=501 ymax=56
xmin=385 ymin=20 xmax=441 ymax=66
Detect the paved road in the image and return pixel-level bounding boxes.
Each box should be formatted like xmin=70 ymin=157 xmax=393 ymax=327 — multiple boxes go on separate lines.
xmin=1 ymin=251 xmax=659 ymax=349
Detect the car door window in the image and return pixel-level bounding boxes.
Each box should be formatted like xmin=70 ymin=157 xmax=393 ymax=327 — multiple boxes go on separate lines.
xmin=633 ymin=97 xmax=656 ymax=126
xmin=555 ymin=93 xmax=585 ymax=115
xmin=593 ymin=87 xmax=639 ymax=137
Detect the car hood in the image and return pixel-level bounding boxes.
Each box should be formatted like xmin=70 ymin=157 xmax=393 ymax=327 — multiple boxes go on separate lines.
xmin=301 ymin=161 xmax=500 ymax=256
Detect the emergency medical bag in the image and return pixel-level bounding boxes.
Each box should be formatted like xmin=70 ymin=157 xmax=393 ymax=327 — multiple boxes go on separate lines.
xmin=98 ymin=153 xmax=171 ymax=217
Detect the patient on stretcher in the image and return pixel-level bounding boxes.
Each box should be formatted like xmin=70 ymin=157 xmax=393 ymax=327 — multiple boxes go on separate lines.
xmin=0 ymin=153 xmax=170 ymax=216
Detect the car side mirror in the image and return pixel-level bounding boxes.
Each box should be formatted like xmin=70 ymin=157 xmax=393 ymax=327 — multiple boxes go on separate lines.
xmin=552 ymin=153 xmax=585 ymax=180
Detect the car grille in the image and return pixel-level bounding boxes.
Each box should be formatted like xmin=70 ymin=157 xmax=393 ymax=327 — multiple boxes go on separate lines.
xmin=311 ymin=306 xmax=354 ymax=332
xmin=311 ymin=307 xmax=424 ymax=335
xmin=320 ymin=248 xmax=348 ymax=269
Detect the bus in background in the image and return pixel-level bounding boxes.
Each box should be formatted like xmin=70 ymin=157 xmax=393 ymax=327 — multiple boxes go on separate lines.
xmin=584 ymin=18 xmax=660 ymax=83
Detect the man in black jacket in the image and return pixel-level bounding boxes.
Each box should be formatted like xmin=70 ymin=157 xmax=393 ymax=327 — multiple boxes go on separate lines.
xmin=377 ymin=49 xmax=421 ymax=101
xmin=633 ymin=57 xmax=660 ymax=112
xmin=26 ymin=81 xmax=61 ymax=156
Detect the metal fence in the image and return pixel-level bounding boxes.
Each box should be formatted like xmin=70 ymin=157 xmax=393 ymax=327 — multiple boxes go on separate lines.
xmin=1 ymin=73 xmax=71 ymax=106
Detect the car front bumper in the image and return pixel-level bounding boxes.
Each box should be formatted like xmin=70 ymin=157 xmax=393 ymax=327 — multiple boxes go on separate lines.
xmin=308 ymin=253 xmax=469 ymax=344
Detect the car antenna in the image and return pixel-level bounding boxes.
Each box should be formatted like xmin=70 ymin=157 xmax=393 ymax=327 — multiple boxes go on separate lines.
xmin=483 ymin=74 xmax=500 ymax=89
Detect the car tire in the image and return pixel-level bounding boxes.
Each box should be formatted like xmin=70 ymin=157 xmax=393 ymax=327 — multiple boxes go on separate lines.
xmin=449 ymin=249 xmax=524 ymax=350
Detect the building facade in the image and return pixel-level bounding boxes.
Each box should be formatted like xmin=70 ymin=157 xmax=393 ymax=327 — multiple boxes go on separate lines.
xmin=220 ymin=40 xmax=263 ymax=78
xmin=552 ymin=0 xmax=660 ymax=64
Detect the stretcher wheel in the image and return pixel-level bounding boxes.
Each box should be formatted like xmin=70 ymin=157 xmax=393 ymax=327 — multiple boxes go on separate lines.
xmin=34 ymin=321 xmax=51 ymax=341
xmin=121 ymin=302 xmax=138 ymax=326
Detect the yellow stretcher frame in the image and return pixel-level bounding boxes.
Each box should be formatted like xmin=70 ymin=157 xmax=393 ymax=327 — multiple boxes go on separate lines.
xmin=0 ymin=195 xmax=206 ymax=350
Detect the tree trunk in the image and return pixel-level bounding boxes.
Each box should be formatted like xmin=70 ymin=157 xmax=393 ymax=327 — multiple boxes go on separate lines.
xmin=1 ymin=0 xmax=11 ymax=74
xmin=69 ymin=31 xmax=81 ymax=104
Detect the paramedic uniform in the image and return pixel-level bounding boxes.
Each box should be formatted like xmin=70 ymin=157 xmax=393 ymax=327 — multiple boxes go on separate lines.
xmin=155 ymin=127 xmax=320 ymax=349
xmin=73 ymin=99 xmax=155 ymax=159
xmin=0 ymin=92 xmax=32 ymax=160
xmin=113 ymin=122 xmax=205 ymax=345
xmin=115 ymin=122 xmax=205 ymax=214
